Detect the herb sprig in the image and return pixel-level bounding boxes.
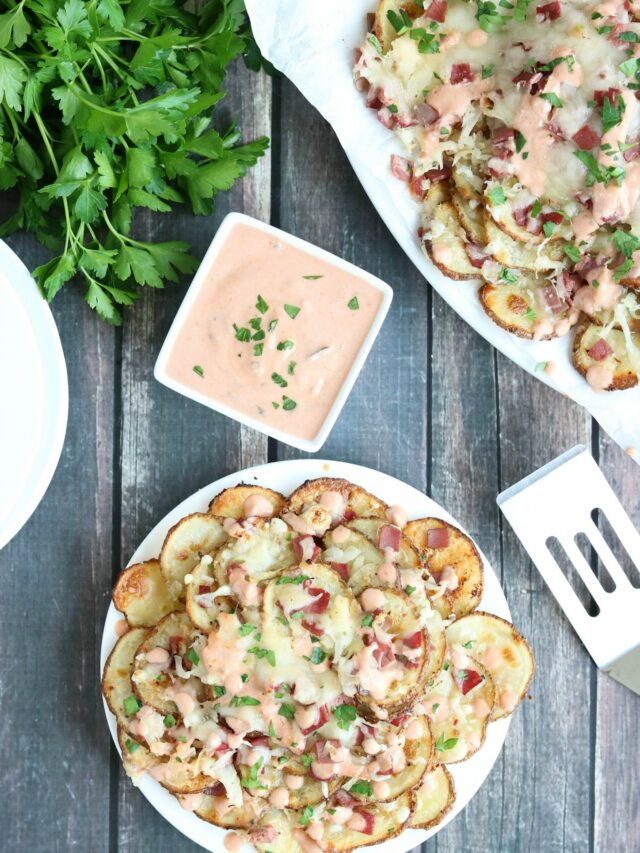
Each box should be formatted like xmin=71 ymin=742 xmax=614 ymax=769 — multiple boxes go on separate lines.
xmin=0 ymin=0 xmax=269 ymax=323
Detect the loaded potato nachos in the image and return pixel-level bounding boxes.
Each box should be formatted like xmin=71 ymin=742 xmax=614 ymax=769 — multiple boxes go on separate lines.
xmin=354 ymin=0 xmax=640 ymax=391
xmin=103 ymin=478 xmax=533 ymax=851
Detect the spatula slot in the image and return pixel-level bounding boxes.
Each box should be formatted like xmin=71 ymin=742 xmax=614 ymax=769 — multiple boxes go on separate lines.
xmin=590 ymin=508 xmax=640 ymax=590
xmin=545 ymin=536 xmax=600 ymax=617
xmin=574 ymin=532 xmax=616 ymax=593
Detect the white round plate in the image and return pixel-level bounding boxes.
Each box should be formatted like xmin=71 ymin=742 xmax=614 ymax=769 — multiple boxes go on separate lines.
xmin=0 ymin=240 xmax=68 ymax=550
xmin=101 ymin=459 xmax=511 ymax=852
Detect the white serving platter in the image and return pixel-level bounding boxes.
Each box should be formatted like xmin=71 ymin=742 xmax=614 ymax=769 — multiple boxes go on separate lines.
xmin=101 ymin=459 xmax=513 ymax=852
xmin=245 ymin=1 xmax=640 ymax=461
xmin=0 ymin=240 xmax=68 ymax=550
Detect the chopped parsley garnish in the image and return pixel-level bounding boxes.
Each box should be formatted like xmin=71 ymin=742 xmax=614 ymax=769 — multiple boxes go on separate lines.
xmin=612 ymin=229 xmax=640 ymax=257
xmin=269 ymin=721 xmax=277 ymax=738
xmin=386 ymin=8 xmax=413 ymax=34
xmin=248 ymin=646 xmax=276 ymax=667
xmin=253 ymin=343 xmax=263 ymax=357
xmin=303 ymin=274 xmax=324 ymax=280
xmin=535 ymin=361 xmax=548 ymax=372
xmin=540 ymin=92 xmax=562 ymax=108
xmin=164 ymin=714 xmax=177 ymax=728
xmin=277 ymin=340 xmax=294 ymax=350
xmin=563 ymin=244 xmax=581 ymax=263
xmin=525 ymin=306 xmax=537 ymax=322
xmin=514 ymin=131 xmax=526 ymax=154
xmin=123 ymin=695 xmax=141 ymax=716
xmin=272 ymin=372 xmax=288 ymax=388
xmin=487 ymin=185 xmax=506 ymax=206
xmin=476 ymin=0 xmax=506 ymax=33
xmin=619 ymin=30 xmax=640 ymax=42
xmin=187 ymin=647 xmax=200 ymax=667
xmin=620 ymin=57 xmax=639 ymax=77
xmin=125 ymin=738 xmax=140 ymax=754
xmin=574 ymin=150 xmax=625 ymax=187
xmin=542 ymin=221 xmax=555 ymax=238
xmin=272 ymin=402 xmax=280 ymax=409
xmin=276 ymin=574 xmax=309 ymax=585
xmin=405 ymin=585 xmax=416 ymax=596
xmin=230 ymin=696 xmax=260 ymax=707
xmin=332 ymin=703 xmax=357 ymax=731
xmin=350 ymin=781 xmax=373 ymax=797
xmin=481 ymin=64 xmax=494 ymax=79
xmin=388 ymin=104 xmax=398 ymax=113
xmin=268 ymin=319 xmax=278 ymax=332
xmin=256 ymin=295 xmax=268 ymax=314
xmin=299 ymin=805 xmax=315 ymax=827
xmin=368 ymin=34 xmax=383 ymax=56
xmin=531 ymin=200 xmax=542 ymax=219
xmin=347 ymin=296 xmax=360 ymax=311
xmin=614 ymin=259 xmax=633 ymax=281
xmin=500 ymin=268 xmax=519 ymax=284
xmin=278 ymin=703 xmax=295 ymax=720
xmin=239 ymin=624 xmax=256 ymax=637
xmin=276 ymin=615 xmax=289 ymax=627
xmin=282 ymin=396 xmax=297 ymax=411
xmin=463 ymin=640 xmax=475 ymax=649
xmin=443 ymin=660 xmax=450 ymax=671
xmin=310 ymin=646 xmax=327 ymax=665
xmin=361 ymin=614 xmax=374 ymax=627
xmin=435 ymin=733 xmax=459 ymax=752
xmin=192 ymin=365 xmax=204 ymax=378
xmin=410 ymin=28 xmax=440 ymax=54
xmin=242 ymin=758 xmax=266 ymax=790
xmin=241 ymin=674 xmax=249 ymax=683
xmin=213 ymin=685 xmax=226 ymax=697
xmin=301 ymin=753 xmax=313 ymax=768
xmin=234 ymin=324 xmax=251 ymax=342
xmin=601 ymin=93 xmax=625 ymax=134
xmin=288 ymin=361 xmax=297 ymax=375
xmin=284 ymin=304 xmax=301 ymax=319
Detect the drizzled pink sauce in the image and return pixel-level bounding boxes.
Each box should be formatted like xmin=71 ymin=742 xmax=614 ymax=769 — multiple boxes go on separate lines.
xmin=164 ymin=222 xmax=384 ymax=441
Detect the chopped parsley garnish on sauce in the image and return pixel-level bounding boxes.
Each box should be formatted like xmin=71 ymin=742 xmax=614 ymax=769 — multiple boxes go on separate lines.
xmin=230 ymin=696 xmax=260 ymax=707
xmin=248 ymin=646 xmax=276 ymax=667
xmin=242 ymin=758 xmax=266 ymax=790
xmin=303 ymin=274 xmax=323 ymax=280
xmin=514 ymin=131 xmax=526 ymax=154
xmin=282 ymin=396 xmax=297 ymax=411
xmin=268 ymin=318 xmax=278 ymax=332
xmin=271 ymin=402 xmax=280 ymax=409
xmin=277 ymin=340 xmax=294 ymax=350
xmin=284 ymin=303 xmax=300 ymax=319
xmin=233 ymin=324 xmax=251 ymax=342
xmin=164 ymin=714 xmax=176 ymax=728
xmin=192 ymin=365 xmax=204 ymax=378
xmin=601 ymin=93 xmax=625 ymax=134
xmin=288 ymin=361 xmax=296 ymax=375
xmin=350 ymin=781 xmax=373 ymax=797
xmin=253 ymin=343 xmax=264 ymax=357
xmin=332 ymin=703 xmax=357 ymax=731
xmin=301 ymin=753 xmax=313 ymax=768
xmin=256 ymin=295 xmax=269 ymax=314
xmin=540 ymin=92 xmax=562 ymax=109
xmin=213 ymin=684 xmax=226 ymax=697
xmin=348 ymin=296 xmax=360 ymax=310
xmin=278 ymin=702 xmax=295 ymax=720
xmin=271 ymin=372 xmax=288 ymax=388
xmin=574 ymin=150 xmax=625 ymax=187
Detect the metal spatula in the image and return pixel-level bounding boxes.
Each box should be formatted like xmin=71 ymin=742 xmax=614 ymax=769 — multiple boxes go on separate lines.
xmin=497 ymin=445 xmax=640 ymax=695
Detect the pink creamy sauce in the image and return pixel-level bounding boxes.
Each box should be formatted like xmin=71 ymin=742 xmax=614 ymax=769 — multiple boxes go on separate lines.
xmin=165 ymin=223 xmax=384 ymax=440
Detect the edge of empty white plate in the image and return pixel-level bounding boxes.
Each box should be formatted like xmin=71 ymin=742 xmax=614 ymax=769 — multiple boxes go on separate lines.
xmin=0 ymin=240 xmax=68 ymax=550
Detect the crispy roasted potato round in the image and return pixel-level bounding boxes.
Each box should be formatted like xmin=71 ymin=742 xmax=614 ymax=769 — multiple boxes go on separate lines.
xmin=113 ymin=559 xmax=182 ymax=627
xmin=410 ymin=766 xmax=455 ymax=830
xmin=159 ymin=513 xmax=228 ymax=592
xmin=208 ymin=484 xmax=286 ymax=519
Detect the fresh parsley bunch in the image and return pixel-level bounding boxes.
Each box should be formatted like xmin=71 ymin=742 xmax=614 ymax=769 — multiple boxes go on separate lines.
xmin=0 ymin=0 xmax=268 ymax=322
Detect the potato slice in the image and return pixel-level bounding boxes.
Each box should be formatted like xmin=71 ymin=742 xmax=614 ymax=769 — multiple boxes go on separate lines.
xmin=485 ymin=217 xmax=564 ymax=272
xmin=117 ymin=726 xmax=160 ymax=781
xmin=324 ymin=791 xmax=414 ymax=851
xmin=113 ymin=559 xmax=182 ymax=627
xmin=353 ymin=589 xmax=427 ymax=719
xmin=410 ymin=766 xmax=455 ymax=829
xmin=423 ymin=200 xmax=480 ymax=280
xmin=480 ymin=278 xmax=561 ymax=340
xmin=285 ymin=477 xmax=387 ymax=523
xmin=347 ymin=517 xmax=420 ymax=570
xmin=102 ymin=627 xmax=148 ymax=733
xmin=185 ymin=557 xmax=232 ymax=632
xmin=451 ymin=157 xmax=484 ymax=202
xmin=423 ymin=656 xmax=495 ymax=764
xmin=404 ymin=518 xmax=483 ymax=617
xmin=208 ymin=484 xmax=286 ymax=519
xmin=451 ymin=190 xmax=487 ymax=245
xmin=132 ymin=611 xmax=207 ymax=714
xmin=572 ymin=323 xmax=639 ymax=391
xmin=212 ymin=517 xmax=297 ymax=588
xmin=159 ymin=513 xmax=227 ymax=592
xmin=446 ymin=612 xmax=534 ymax=720
xmin=195 ymin=795 xmax=255 ymax=829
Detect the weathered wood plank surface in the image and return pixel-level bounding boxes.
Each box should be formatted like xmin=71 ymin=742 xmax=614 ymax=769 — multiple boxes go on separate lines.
xmin=1 ymin=49 xmax=640 ymax=853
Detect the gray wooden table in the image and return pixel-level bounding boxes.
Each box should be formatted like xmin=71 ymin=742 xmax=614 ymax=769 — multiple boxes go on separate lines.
xmin=1 ymin=63 xmax=639 ymax=853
